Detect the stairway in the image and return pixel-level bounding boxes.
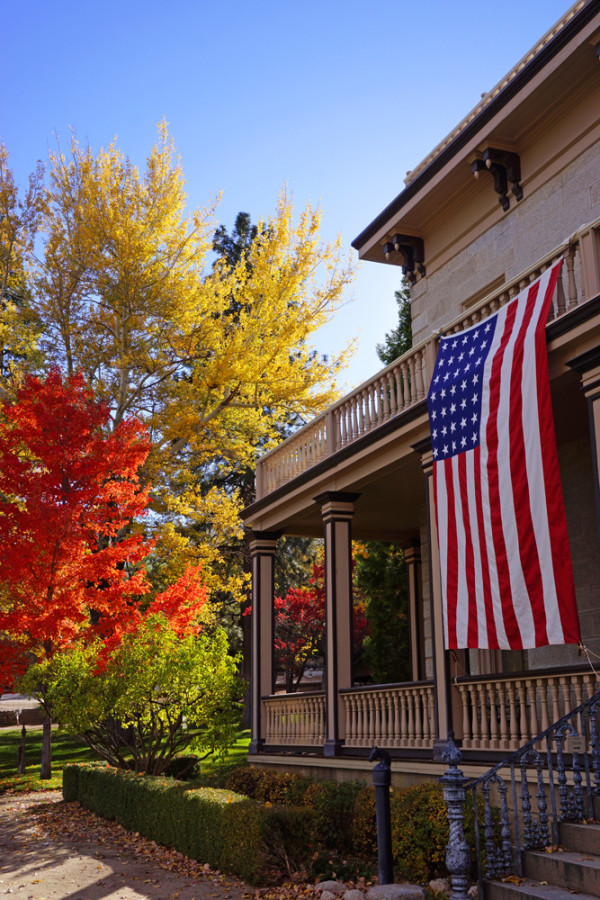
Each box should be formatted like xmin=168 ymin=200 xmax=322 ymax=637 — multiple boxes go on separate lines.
xmin=485 ymin=817 xmax=600 ymax=900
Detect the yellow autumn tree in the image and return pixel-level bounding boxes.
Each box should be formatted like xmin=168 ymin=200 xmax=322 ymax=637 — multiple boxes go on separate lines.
xmin=31 ymin=123 xmax=356 ymax=603
xmin=0 ymin=145 xmax=44 ymax=392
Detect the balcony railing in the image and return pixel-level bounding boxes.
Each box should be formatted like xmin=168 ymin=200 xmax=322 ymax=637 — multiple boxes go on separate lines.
xmin=256 ymin=218 xmax=600 ymax=500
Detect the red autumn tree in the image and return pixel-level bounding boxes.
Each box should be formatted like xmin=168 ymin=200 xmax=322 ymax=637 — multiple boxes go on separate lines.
xmin=0 ymin=369 xmax=209 ymax=776
xmin=271 ymin=562 xmax=368 ymax=692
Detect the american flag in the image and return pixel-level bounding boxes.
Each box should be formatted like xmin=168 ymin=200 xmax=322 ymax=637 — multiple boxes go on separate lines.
xmin=428 ymin=261 xmax=580 ymax=650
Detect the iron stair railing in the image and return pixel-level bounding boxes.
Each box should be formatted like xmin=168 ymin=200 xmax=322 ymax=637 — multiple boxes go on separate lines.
xmin=441 ymin=688 xmax=600 ymax=900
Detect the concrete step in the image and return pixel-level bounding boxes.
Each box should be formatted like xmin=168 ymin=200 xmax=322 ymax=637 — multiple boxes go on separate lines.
xmin=522 ymin=848 xmax=600 ymax=896
xmin=559 ymin=821 xmax=600 ymax=855
xmin=486 ymin=878 xmax=599 ymax=900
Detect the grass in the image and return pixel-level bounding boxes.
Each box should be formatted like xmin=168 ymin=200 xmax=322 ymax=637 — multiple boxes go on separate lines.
xmin=0 ymin=726 xmax=251 ymax=794
xmin=0 ymin=727 xmax=103 ymax=793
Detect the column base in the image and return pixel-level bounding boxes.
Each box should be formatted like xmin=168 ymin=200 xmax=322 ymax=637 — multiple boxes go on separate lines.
xmin=323 ymin=739 xmax=343 ymax=757
xmin=248 ymin=739 xmax=265 ymax=755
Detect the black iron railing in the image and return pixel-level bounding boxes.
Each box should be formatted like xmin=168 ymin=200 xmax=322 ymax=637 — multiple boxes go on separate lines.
xmin=441 ymin=689 xmax=600 ymax=899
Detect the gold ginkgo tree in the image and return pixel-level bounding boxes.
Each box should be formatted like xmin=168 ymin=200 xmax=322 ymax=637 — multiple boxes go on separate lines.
xmin=7 ymin=122 xmax=356 ymax=605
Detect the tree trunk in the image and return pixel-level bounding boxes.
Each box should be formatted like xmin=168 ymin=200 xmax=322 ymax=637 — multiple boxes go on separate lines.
xmin=40 ymin=715 xmax=52 ymax=779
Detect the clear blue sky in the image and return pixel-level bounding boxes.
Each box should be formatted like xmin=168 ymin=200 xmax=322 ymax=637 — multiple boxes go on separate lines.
xmin=2 ymin=0 xmax=572 ymax=391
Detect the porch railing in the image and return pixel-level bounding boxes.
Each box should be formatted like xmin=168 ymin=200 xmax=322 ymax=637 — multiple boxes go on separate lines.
xmin=256 ymin=217 xmax=599 ymax=499
xmin=456 ymin=668 xmax=600 ymax=751
xmin=263 ymin=691 xmax=325 ymax=746
xmin=442 ymin=687 xmax=600 ymax=897
xmin=342 ymin=682 xmax=435 ymax=749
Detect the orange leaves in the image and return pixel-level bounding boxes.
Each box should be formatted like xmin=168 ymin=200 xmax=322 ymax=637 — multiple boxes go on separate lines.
xmin=0 ymin=368 xmax=208 ymax=689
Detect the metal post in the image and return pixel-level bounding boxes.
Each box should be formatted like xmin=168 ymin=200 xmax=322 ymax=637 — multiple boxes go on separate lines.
xmin=369 ymin=745 xmax=394 ymax=885
xmin=440 ymin=734 xmax=470 ymax=900
xmin=17 ymin=724 xmax=26 ymax=776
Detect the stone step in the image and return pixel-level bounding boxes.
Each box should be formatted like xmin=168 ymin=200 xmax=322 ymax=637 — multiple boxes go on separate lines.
xmin=559 ymin=821 xmax=600 ymax=855
xmin=486 ymin=877 xmax=599 ymax=900
xmin=522 ymin=848 xmax=600 ymax=896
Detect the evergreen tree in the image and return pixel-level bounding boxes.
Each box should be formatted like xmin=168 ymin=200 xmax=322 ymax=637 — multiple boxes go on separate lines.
xmin=376 ymin=280 xmax=412 ymax=365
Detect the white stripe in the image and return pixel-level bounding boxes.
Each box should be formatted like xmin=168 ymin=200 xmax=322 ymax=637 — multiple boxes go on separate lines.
xmin=464 ymin=450 xmax=488 ymax=647
xmin=451 ymin=455 xmax=469 ymax=647
xmin=518 ymin=265 xmax=564 ymax=643
xmin=495 ymin=285 xmax=539 ymax=646
xmin=434 ymin=465 xmax=450 ymax=648
xmin=479 ymin=307 xmax=510 ymax=648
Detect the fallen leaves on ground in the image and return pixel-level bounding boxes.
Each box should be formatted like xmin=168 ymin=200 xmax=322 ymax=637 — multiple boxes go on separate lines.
xmin=24 ymin=796 xmax=337 ymax=900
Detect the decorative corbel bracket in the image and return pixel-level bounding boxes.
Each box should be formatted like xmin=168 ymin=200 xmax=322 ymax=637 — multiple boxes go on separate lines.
xmin=383 ymin=234 xmax=426 ymax=285
xmin=471 ymin=147 xmax=522 ymax=212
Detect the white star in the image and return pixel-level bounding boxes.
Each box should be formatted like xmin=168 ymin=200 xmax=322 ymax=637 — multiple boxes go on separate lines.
xmin=461 ymin=436 xmax=467 ymax=448
xmin=440 ymin=388 xmax=446 ymax=398
xmin=450 ymin=403 xmax=456 ymax=414
xmin=472 ymin=412 xmax=478 ymax=423
xmin=473 ymin=374 xmax=479 ymax=385
xmin=443 ymin=444 xmax=449 ymax=455
xmin=451 ymin=422 xmax=456 ymax=433
xmin=472 ymin=432 xmax=478 ymax=442
xmin=430 ymin=392 xmax=436 ymax=402
xmin=460 ymin=417 xmax=467 ymax=428
xmin=461 ymin=398 xmax=467 ymax=409
xmin=441 ymin=407 xmax=447 ymax=417
xmin=442 ymin=425 xmax=447 ymax=436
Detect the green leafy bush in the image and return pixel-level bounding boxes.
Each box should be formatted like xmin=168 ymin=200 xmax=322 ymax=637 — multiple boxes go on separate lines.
xmin=163 ymin=754 xmax=201 ymax=780
xmin=64 ymin=763 xmax=313 ymax=884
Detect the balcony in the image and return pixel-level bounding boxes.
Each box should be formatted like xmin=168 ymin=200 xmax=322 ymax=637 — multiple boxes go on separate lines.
xmin=256 ymin=218 xmax=600 ymax=501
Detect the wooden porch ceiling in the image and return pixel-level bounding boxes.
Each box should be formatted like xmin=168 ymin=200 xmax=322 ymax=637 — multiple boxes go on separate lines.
xmin=243 ymin=410 xmax=430 ymax=541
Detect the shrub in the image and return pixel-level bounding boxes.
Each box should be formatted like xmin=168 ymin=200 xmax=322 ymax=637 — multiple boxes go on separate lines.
xmin=351 ymin=785 xmax=377 ymax=858
xmin=389 ymin=782 xmax=483 ymax=883
xmin=301 ymin=780 xmax=362 ymax=851
xmin=163 ymin=754 xmax=201 ymax=780
xmin=63 ymin=763 xmax=313 ymax=884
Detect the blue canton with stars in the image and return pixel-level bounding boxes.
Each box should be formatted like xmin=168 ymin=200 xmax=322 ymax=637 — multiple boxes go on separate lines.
xmin=427 ymin=317 xmax=498 ymax=462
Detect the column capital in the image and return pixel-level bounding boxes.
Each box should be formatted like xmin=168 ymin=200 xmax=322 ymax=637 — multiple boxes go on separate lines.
xmin=313 ymin=490 xmax=360 ymax=506
xmin=403 ymin=543 xmax=422 ymax=565
xmin=248 ymin=531 xmax=280 ymax=556
xmin=314 ymin=491 xmax=360 ymax=522
xmin=566 ymin=347 xmax=600 ymax=397
xmin=412 ymin=436 xmax=433 ymax=473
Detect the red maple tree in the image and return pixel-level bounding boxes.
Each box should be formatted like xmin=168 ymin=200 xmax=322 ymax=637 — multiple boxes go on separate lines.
xmin=267 ymin=562 xmax=368 ymax=692
xmin=0 ymin=368 xmax=205 ymax=688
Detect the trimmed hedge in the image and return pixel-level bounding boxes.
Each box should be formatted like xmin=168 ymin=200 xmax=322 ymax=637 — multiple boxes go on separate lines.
xmin=65 ymin=763 xmax=487 ymax=886
xmin=63 ymin=763 xmax=312 ymax=884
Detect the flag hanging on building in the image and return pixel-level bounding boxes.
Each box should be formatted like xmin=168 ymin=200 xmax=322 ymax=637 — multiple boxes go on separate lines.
xmin=427 ymin=261 xmax=580 ymax=650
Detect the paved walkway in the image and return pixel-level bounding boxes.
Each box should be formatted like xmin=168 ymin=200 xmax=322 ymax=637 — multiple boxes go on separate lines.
xmin=0 ymin=792 xmax=252 ymax=900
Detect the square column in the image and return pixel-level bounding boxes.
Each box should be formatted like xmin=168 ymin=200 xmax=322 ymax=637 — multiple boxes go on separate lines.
xmin=404 ymin=543 xmax=424 ymax=681
xmin=413 ymin=440 xmax=457 ymax=759
xmin=315 ymin=491 xmax=359 ymax=757
xmin=248 ymin=531 xmax=279 ymax=755
xmin=567 ymin=347 xmax=600 ymax=541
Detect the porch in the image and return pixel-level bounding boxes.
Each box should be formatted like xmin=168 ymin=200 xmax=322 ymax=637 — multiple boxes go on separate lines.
xmin=242 ymin=220 xmax=600 ymax=776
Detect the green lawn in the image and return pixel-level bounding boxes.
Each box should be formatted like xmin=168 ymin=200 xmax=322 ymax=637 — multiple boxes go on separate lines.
xmin=0 ymin=727 xmax=103 ymax=793
xmin=0 ymin=726 xmax=251 ymax=794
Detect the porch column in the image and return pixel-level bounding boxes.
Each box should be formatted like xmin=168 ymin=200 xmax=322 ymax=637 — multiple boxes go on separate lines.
xmin=404 ymin=543 xmax=424 ymax=682
xmin=248 ymin=531 xmax=279 ymax=754
xmin=315 ymin=491 xmax=360 ymax=757
xmin=414 ymin=440 xmax=456 ymax=759
xmin=567 ymin=347 xmax=600 ymax=540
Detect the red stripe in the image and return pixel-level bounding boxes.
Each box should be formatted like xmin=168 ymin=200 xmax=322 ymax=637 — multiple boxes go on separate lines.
xmin=534 ymin=265 xmax=580 ymax=643
xmin=508 ymin=281 xmax=549 ymax=645
xmin=458 ymin=452 xmax=478 ymax=646
xmin=444 ymin=457 xmax=459 ymax=648
xmin=472 ymin=444 xmax=499 ymax=648
xmin=486 ymin=299 xmax=523 ymax=649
